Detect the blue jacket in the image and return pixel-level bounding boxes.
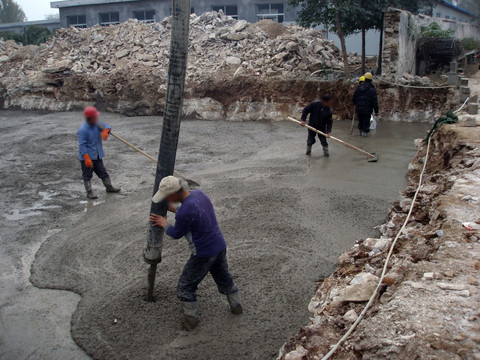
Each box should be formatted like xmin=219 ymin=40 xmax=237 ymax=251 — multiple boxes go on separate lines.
xmin=166 ymin=190 xmax=227 ymax=258
xmin=77 ymin=122 xmax=111 ymax=161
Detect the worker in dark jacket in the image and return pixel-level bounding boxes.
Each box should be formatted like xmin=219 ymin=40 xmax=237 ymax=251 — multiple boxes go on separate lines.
xmin=352 ymin=72 xmax=379 ymax=136
xmin=78 ymin=106 xmax=120 ymax=199
xmin=300 ymin=94 xmax=334 ymax=157
xmin=149 ymin=176 xmax=242 ymax=331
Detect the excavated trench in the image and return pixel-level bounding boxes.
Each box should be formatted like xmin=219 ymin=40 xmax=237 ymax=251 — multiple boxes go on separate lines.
xmin=0 ymin=110 xmax=430 ymax=359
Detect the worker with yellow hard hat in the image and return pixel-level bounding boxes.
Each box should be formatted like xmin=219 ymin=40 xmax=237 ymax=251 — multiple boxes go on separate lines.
xmin=352 ymin=72 xmax=379 ymax=137
xmin=359 ymin=76 xmax=365 ymax=83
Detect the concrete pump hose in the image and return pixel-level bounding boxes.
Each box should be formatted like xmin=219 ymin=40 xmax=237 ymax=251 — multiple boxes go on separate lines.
xmin=321 ymin=98 xmax=469 ymax=360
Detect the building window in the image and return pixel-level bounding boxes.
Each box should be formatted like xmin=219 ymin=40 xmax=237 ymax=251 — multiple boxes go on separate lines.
xmin=134 ymin=10 xmax=156 ymax=23
xmin=99 ymin=12 xmax=120 ymax=26
xmin=212 ymin=5 xmax=238 ymax=19
xmin=445 ymin=15 xmax=450 ymax=19
xmin=453 ymin=16 xmax=456 ymax=21
xmin=436 ymin=12 xmax=441 ymax=17
xmin=67 ymin=15 xmax=87 ymax=28
xmin=256 ymin=3 xmax=284 ymax=23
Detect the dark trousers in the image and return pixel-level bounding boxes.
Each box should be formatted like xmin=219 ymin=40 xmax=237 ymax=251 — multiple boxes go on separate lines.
xmin=357 ymin=113 xmax=371 ymax=133
xmin=80 ymin=159 xmax=109 ymax=181
xmin=307 ymin=126 xmax=328 ymax=148
xmin=177 ymin=249 xmax=238 ymax=302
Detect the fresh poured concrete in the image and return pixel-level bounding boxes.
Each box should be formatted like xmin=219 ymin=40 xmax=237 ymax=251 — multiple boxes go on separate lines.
xmin=0 ymin=111 xmax=428 ymax=359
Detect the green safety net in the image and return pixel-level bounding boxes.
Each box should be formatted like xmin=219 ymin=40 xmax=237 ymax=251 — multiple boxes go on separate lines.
xmin=424 ymin=110 xmax=458 ymax=142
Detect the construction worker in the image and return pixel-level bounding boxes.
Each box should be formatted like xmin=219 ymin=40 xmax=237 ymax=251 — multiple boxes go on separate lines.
xmin=352 ymin=72 xmax=379 ymax=137
xmin=359 ymin=75 xmax=365 ymax=84
xmin=78 ymin=106 xmax=120 ymax=199
xmin=149 ymin=176 xmax=242 ymax=331
xmin=300 ymin=94 xmax=334 ymax=157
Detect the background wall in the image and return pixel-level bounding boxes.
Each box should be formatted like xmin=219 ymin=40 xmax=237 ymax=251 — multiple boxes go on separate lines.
xmin=382 ymin=7 xmax=480 ymax=78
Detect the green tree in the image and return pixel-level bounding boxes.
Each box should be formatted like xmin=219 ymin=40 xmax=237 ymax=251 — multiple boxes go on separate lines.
xmin=0 ymin=26 xmax=52 ymax=45
xmin=0 ymin=0 xmax=26 ymax=24
xmin=291 ymin=0 xmax=360 ymax=77
xmin=291 ymin=0 xmax=436 ymax=77
xmin=25 ymin=26 xmax=53 ymax=45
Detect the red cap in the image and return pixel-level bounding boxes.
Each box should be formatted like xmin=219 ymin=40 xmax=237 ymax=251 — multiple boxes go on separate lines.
xmin=84 ymin=106 xmax=100 ymax=118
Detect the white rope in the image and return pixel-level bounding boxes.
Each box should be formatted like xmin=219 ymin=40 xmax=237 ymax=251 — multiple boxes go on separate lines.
xmin=321 ymin=99 xmax=468 ymax=360
xmin=454 ymin=96 xmax=470 ymax=114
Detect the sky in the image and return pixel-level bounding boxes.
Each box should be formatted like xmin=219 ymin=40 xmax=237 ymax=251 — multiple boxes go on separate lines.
xmin=16 ymin=0 xmax=59 ymax=21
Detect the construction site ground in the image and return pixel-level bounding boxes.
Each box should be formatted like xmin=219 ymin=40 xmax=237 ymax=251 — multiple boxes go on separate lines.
xmin=0 ymin=111 xmax=428 ymax=359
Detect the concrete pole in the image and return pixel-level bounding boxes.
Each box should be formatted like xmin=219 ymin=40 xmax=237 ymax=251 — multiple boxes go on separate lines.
xmin=143 ymin=0 xmax=191 ymax=302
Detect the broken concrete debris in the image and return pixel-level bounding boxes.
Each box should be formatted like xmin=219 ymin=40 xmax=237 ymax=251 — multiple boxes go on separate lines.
xmin=279 ymin=120 xmax=480 ymax=359
xmin=0 ymin=12 xmax=348 ymax=81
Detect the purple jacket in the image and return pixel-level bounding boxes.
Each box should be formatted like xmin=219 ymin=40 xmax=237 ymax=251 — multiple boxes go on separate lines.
xmin=166 ymin=190 xmax=227 ymax=258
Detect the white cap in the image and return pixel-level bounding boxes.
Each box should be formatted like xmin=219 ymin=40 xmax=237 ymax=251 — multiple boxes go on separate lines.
xmin=152 ymin=176 xmax=182 ymax=203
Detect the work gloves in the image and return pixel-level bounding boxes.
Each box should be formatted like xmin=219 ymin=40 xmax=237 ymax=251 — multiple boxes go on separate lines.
xmin=101 ymin=128 xmax=111 ymax=141
xmin=83 ymin=154 xmax=93 ymax=168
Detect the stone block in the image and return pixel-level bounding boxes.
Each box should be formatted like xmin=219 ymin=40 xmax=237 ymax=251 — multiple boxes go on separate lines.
xmin=460 ymin=78 xmax=469 ymax=87
xmin=467 ymin=103 xmax=478 ymax=115
xmin=448 ymin=72 xmax=459 ymax=86
xmin=450 ymin=61 xmax=458 ymax=73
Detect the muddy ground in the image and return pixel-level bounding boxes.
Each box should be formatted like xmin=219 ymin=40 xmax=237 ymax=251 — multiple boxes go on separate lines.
xmin=0 ymin=111 xmax=428 ymax=359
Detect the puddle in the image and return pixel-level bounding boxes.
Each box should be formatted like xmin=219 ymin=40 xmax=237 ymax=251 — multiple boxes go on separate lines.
xmin=80 ymin=200 xmax=105 ymax=212
xmin=4 ymin=190 xmax=61 ymax=221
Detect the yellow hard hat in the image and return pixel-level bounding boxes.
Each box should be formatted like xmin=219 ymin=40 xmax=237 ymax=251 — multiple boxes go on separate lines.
xmin=364 ymin=72 xmax=373 ymax=80
xmin=359 ymin=76 xmax=365 ymax=82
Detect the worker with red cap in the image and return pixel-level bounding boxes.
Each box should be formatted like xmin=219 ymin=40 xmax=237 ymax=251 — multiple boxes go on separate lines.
xmin=78 ymin=106 xmax=120 ymax=199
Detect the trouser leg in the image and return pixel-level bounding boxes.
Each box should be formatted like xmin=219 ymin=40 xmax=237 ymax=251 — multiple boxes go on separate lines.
xmin=307 ymin=129 xmax=317 ymax=146
xmin=92 ymin=159 xmax=109 ymax=180
xmin=81 ymin=161 xmax=97 ymax=199
xmin=209 ymin=249 xmax=238 ymax=295
xmin=318 ymin=134 xmax=328 ymax=148
xmin=358 ymin=113 xmax=371 ymax=134
xmin=177 ymin=255 xmax=213 ymax=302
xmin=94 ymin=160 xmax=120 ymax=193
xmin=209 ymin=249 xmax=243 ymax=314
xmin=81 ymin=161 xmax=94 ymax=181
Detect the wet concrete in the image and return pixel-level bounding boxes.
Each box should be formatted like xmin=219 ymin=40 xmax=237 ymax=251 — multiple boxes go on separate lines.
xmin=0 ymin=110 xmax=429 ymax=359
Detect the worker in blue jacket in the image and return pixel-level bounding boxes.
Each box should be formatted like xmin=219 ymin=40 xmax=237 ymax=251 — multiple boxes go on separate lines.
xmin=149 ymin=176 xmax=242 ymax=331
xmin=78 ymin=106 xmax=120 ymax=199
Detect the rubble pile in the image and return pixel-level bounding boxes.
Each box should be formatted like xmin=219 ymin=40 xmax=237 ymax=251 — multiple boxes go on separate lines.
xmin=0 ymin=12 xmax=347 ymax=81
xmin=278 ymin=116 xmax=480 ymax=359
xmin=0 ymin=12 xmax=453 ymax=119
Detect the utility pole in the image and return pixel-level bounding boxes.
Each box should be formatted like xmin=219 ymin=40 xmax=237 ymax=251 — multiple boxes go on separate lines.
xmin=143 ymin=0 xmax=191 ymax=302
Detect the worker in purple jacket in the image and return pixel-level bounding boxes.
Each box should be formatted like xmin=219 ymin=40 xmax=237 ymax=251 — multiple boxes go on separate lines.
xmin=149 ymin=176 xmax=242 ymax=331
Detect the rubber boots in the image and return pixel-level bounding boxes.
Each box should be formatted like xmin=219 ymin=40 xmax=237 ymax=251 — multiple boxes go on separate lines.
xmin=83 ymin=180 xmax=98 ymax=200
xmin=102 ymin=177 xmax=121 ymax=193
xmin=306 ymin=145 xmax=312 ymax=156
xmin=227 ymin=292 xmax=243 ymax=315
xmin=323 ymin=146 xmax=329 ymax=157
xmin=181 ymin=301 xmax=199 ymax=331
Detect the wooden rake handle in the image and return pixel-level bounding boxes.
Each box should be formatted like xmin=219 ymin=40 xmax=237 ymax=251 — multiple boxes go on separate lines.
xmin=108 ymin=132 xmax=199 ymax=186
xmin=287 ymin=117 xmax=375 ymax=159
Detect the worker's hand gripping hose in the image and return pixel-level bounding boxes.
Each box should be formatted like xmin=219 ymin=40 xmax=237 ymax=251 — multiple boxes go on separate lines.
xmin=320 ymin=99 xmax=468 ymax=360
